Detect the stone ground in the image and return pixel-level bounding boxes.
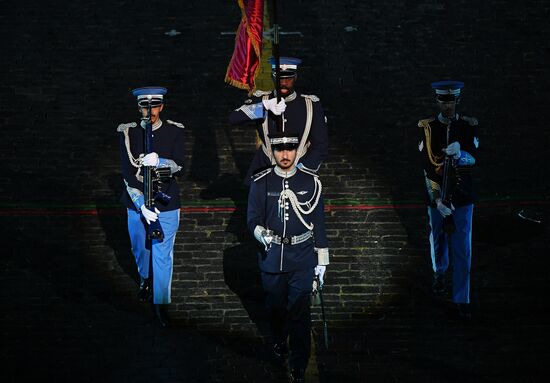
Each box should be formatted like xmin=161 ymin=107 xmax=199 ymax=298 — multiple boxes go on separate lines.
xmin=1 ymin=0 xmax=550 ymax=382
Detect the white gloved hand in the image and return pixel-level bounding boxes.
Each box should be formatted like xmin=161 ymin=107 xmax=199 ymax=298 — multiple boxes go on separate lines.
xmin=262 ymin=98 xmax=286 ymax=115
xmin=254 ymin=226 xmax=273 ymax=251
xmin=142 ymin=152 xmax=159 ymax=167
xmin=435 ymin=199 xmax=454 ymax=218
xmin=443 ymin=142 xmax=461 ymax=159
xmin=140 ymin=205 xmax=160 ymax=224
xmin=314 ymin=265 xmax=327 ymax=286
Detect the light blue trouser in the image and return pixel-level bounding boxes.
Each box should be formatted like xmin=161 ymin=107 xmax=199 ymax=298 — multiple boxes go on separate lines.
xmin=428 ymin=204 xmax=473 ymax=304
xmin=127 ymin=208 xmax=180 ymax=304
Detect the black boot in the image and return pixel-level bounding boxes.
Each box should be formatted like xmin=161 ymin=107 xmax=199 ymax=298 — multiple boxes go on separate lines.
xmin=431 ymin=273 xmax=446 ymax=295
xmin=456 ymin=303 xmax=472 ymax=320
xmin=290 ymin=368 xmax=305 ymax=383
xmin=273 ymin=342 xmax=288 ymax=362
xmin=154 ymin=304 xmax=170 ymax=328
xmin=138 ymin=277 xmax=152 ymax=302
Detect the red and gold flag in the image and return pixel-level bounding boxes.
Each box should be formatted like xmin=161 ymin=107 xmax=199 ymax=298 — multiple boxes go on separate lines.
xmin=225 ymin=0 xmax=264 ymax=93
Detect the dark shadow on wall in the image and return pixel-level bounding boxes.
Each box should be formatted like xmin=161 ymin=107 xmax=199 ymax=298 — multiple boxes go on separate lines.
xmin=199 ymin=120 xmax=271 ymax=338
xmin=92 ymin=172 xmax=143 ymax=310
xmin=201 ymin=170 xmax=271 ymax=339
xmin=94 ymin=172 xmax=138 ymax=279
xmin=186 ymin=112 xmax=220 ymax=184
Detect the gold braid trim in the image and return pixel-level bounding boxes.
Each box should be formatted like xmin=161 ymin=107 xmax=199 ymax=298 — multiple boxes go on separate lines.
xmin=419 ymin=119 xmax=443 ymax=167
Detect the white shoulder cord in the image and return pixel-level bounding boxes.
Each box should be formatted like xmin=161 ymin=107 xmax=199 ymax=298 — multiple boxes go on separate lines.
xmin=278 ymin=177 xmax=322 ymax=230
xmin=261 ymin=94 xmax=275 ymax=164
xmin=297 ymin=176 xmax=318 ymax=208
xmin=295 ymin=97 xmax=313 ymax=163
xmin=123 ymin=129 xmax=144 ymax=182
xmin=124 ymin=129 xmax=143 ymax=168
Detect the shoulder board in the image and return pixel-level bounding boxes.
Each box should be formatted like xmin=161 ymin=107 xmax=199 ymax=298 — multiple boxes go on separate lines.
xmin=253 ymin=89 xmax=272 ymax=97
xmin=301 ymin=94 xmax=320 ymax=102
xmin=460 ymin=115 xmax=478 ymax=126
xmin=417 ymin=118 xmax=435 ymax=128
xmin=252 ymin=168 xmax=272 ymax=182
xmin=167 ymin=119 xmax=185 ymax=129
xmin=117 ymin=122 xmax=137 ymax=132
xmin=298 ymin=167 xmax=319 ymax=177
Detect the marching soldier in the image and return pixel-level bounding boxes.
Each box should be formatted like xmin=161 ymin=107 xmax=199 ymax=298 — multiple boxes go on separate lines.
xmin=418 ymin=80 xmax=480 ymax=319
xmin=247 ymin=131 xmax=329 ymax=382
xmin=118 ymin=86 xmax=185 ymax=327
xmin=229 ymin=57 xmax=329 ymax=184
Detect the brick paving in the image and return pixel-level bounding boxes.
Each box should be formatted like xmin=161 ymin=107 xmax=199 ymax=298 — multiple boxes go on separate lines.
xmin=1 ymin=0 xmax=550 ymax=382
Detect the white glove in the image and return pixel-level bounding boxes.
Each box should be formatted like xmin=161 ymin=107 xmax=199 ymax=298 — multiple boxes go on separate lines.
xmin=435 ymin=199 xmax=454 ymax=218
xmin=262 ymin=98 xmax=286 ymax=115
xmin=314 ymin=265 xmax=327 ymax=286
xmin=140 ymin=205 xmax=160 ymax=224
xmin=142 ymin=152 xmax=159 ymax=167
xmin=254 ymin=226 xmax=273 ymax=251
xmin=443 ymin=142 xmax=461 ymax=159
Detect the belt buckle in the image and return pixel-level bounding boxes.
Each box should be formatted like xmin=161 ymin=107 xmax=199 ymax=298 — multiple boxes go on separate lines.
xmin=282 ymin=237 xmax=291 ymax=245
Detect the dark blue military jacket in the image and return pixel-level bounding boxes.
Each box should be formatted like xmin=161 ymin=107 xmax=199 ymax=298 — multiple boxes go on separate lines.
xmin=247 ymin=166 xmax=328 ymax=273
xmin=229 ymin=90 xmax=328 ymax=183
xmin=119 ymin=119 xmax=185 ymax=212
xmin=419 ymin=114 xmax=479 ymax=207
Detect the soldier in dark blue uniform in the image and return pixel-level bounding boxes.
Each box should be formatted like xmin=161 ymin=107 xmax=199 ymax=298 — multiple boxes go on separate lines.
xmin=248 ymin=132 xmax=329 ymax=383
xmin=118 ymin=86 xmax=185 ymax=327
xmin=229 ymin=57 xmax=329 ymax=185
xmin=418 ymin=80 xmax=479 ymax=319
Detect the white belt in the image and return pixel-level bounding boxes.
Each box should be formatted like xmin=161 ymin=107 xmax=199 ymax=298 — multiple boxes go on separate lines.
xmin=272 ymin=231 xmax=313 ymax=245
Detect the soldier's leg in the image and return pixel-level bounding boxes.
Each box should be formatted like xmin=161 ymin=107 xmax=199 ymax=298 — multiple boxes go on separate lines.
xmin=151 ymin=209 xmax=180 ymax=305
xmin=287 ymin=268 xmax=315 ymax=373
xmin=450 ymin=204 xmax=473 ymax=304
xmin=127 ymin=208 xmax=150 ymax=279
xmin=261 ymin=272 xmax=290 ymax=346
xmin=427 ymin=206 xmax=449 ymax=273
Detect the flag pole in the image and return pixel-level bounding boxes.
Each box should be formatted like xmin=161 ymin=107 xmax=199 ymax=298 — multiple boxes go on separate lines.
xmin=272 ymin=0 xmax=283 ymax=132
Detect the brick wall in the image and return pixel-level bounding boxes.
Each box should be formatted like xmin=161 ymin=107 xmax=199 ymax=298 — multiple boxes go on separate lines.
xmin=2 ymin=1 xmax=549 ymax=381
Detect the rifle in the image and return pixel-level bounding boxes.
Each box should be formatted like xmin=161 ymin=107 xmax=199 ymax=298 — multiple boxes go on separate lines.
xmin=141 ymin=98 xmax=172 ymax=241
xmin=441 ymin=123 xmax=456 ymax=234
xmin=312 ymin=276 xmax=329 ymax=349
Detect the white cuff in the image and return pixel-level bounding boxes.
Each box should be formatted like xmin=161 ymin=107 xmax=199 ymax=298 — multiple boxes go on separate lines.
xmin=254 ymin=225 xmax=266 ymax=243
xmin=315 ymin=247 xmax=330 ymax=265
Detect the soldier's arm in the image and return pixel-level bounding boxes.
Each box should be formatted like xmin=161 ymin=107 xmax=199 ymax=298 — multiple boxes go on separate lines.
xmin=418 ymin=119 xmax=442 ymax=203
xmin=160 ymin=122 xmax=185 ymax=176
xmin=229 ymin=96 xmax=266 ymax=125
xmin=247 ymin=179 xmax=266 ymax=235
xmin=457 ymin=116 xmax=479 ymax=166
xmin=299 ymin=101 xmax=328 ymax=172
xmin=119 ymin=129 xmax=144 ymax=210
xmin=311 ymin=183 xmax=329 ymax=266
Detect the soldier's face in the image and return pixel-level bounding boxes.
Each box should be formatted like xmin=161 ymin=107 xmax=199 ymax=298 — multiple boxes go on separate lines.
xmin=437 ymin=99 xmax=457 ymax=119
xmin=274 ymin=148 xmax=297 ymax=170
xmin=139 ymin=104 xmax=164 ymax=123
xmin=275 ymin=76 xmax=297 ymax=96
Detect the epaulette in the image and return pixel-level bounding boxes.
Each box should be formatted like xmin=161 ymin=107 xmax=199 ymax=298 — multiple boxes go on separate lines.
xmin=167 ymin=119 xmax=185 ymax=129
xmin=301 ymin=94 xmax=320 ymax=102
xmin=460 ymin=115 xmax=478 ymax=126
xmin=253 ymin=89 xmax=272 ymax=97
xmin=252 ymin=167 xmax=272 ymax=182
xmin=117 ymin=122 xmax=137 ymax=132
xmin=298 ymin=167 xmax=319 ymax=177
xmin=418 ymin=118 xmax=435 ymax=128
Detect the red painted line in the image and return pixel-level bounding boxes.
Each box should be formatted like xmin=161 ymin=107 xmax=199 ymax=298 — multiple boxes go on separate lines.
xmin=0 ymin=207 xmax=238 ymax=216
xmin=2 ymin=200 xmax=549 ymax=216
xmin=325 ymin=204 xmax=424 ymax=211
